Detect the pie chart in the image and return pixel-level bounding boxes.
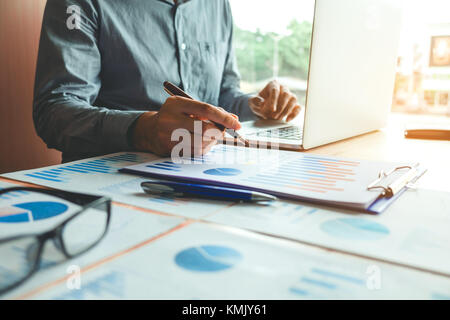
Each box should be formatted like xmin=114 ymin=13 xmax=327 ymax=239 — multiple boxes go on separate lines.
xmin=0 ymin=201 xmax=69 ymax=223
xmin=203 ymin=168 xmax=242 ymax=176
xmin=320 ymin=218 xmax=389 ymax=241
xmin=175 ymin=245 xmax=242 ymax=272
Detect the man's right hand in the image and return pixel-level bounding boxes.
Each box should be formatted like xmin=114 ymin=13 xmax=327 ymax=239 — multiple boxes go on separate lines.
xmin=132 ymin=96 xmax=241 ymax=156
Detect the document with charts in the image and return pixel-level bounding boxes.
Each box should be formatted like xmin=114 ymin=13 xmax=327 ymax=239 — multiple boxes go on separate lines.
xmin=206 ymin=188 xmax=450 ymax=276
xmin=0 ymin=180 xmax=186 ymax=299
xmin=1 ymin=153 xmax=230 ymax=219
xmin=120 ymin=144 xmax=425 ymax=213
xmin=27 ymin=223 xmax=450 ymax=300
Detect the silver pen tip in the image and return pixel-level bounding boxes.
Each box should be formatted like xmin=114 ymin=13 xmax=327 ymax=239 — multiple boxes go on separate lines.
xmin=226 ymin=129 xmax=249 ymax=147
xmin=251 ymin=192 xmax=277 ymax=202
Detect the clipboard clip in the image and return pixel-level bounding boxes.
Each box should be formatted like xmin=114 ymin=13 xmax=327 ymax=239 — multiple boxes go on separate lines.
xmin=367 ymin=163 xmax=420 ymax=198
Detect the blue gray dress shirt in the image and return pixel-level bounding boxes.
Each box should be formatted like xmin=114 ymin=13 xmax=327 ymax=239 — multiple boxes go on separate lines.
xmin=34 ymin=0 xmax=256 ymax=162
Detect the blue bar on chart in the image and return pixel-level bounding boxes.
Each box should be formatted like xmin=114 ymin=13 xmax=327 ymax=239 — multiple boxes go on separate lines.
xmin=146 ymin=161 xmax=182 ymax=172
xmin=23 ymin=153 xmax=147 ymax=184
xmin=243 ymin=155 xmax=360 ymax=194
xmin=289 ymin=267 xmax=365 ymax=298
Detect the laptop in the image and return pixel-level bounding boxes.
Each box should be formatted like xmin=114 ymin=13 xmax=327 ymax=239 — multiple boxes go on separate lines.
xmin=231 ymin=0 xmax=404 ymax=151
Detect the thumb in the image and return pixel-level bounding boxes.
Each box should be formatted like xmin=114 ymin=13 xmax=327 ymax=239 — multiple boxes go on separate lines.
xmin=249 ymin=95 xmax=265 ymax=107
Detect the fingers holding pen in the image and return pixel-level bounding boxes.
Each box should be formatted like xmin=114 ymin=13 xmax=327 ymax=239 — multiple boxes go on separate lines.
xmin=133 ymin=96 xmax=238 ymax=156
xmin=168 ymin=96 xmax=241 ymax=130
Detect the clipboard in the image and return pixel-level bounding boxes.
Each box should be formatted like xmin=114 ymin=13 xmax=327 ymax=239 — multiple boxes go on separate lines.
xmin=120 ymin=162 xmax=427 ymax=215
xmin=366 ymin=163 xmax=427 ymax=214
xmin=119 ymin=145 xmax=427 ymax=214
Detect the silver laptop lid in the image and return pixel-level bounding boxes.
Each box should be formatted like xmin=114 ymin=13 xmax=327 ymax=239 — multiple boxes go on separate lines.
xmin=302 ymin=0 xmax=404 ymax=149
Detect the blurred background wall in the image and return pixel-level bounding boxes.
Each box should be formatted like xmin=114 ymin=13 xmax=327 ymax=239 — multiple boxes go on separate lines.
xmin=0 ymin=0 xmax=61 ymax=174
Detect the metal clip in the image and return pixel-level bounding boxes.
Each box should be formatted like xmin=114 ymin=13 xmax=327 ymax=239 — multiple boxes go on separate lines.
xmin=367 ymin=163 xmax=420 ymax=198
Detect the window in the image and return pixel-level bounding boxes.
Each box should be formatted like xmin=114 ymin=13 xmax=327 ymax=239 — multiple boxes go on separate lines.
xmin=229 ymin=0 xmax=315 ymax=105
xmin=230 ymin=0 xmax=450 ymax=117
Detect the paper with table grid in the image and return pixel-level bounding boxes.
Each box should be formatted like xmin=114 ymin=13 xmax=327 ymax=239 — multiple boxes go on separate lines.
xmin=2 ymin=166 xmax=450 ymax=299
xmin=12 ymin=222 xmax=450 ymax=300
xmin=120 ymin=144 xmax=413 ymax=212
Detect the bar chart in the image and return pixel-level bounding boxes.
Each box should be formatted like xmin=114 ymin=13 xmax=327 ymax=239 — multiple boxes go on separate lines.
xmin=289 ymin=267 xmax=366 ymax=298
xmin=146 ymin=161 xmax=182 ymax=172
xmin=120 ymin=144 xmax=385 ymax=209
xmin=0 ymin=188 xmax=28 ymax=200
xmin=243 ymin=155 xmax=359 ymax=194
xmin=320 ymin=218 xmax=390 ymax=241
xmin=23 ymin=153 xmax=148 ymax=184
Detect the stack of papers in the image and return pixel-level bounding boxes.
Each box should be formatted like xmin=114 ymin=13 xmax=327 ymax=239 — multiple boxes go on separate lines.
xmin=121 ymin=145 xmax=424 ymax=213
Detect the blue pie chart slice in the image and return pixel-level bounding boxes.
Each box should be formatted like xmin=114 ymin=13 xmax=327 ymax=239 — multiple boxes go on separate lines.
xmin=203 ymin=168 xmax=242 ymax=176
xmin=175 ymin=245 xmax=242 ymax=272
xmin=320 ymin=218 xmax=389 ymax=241
xmin=0 ymin=201 xmax=69 ymax=223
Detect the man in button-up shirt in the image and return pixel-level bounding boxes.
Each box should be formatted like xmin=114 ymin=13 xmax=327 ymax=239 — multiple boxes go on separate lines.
xmin=34 ymin=0 xmax=301 ymax=162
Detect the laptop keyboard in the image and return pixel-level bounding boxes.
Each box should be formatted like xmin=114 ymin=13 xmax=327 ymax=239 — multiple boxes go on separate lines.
xmin=251 ymin=126 xmax=303 ymax=140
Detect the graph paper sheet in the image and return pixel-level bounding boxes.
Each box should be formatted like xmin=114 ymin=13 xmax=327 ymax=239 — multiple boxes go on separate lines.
xmin=20 ymin=223 xmax=450 ymax=300
xmin=0 ymin=179 xmax=185 ymax=299
xmin=1 ymin=153 xmax=231 ymax=219
xmin=121 ymin=144 xmax=415 ymax=212
xmin=206 ymin=188 xmax=450 ymax=276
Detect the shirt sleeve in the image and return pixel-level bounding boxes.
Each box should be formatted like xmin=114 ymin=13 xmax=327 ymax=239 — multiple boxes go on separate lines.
xmin=33 ymin=0 xmax=144 ymax=158
xmin=218 ymin=0 xmax=258 ymax=122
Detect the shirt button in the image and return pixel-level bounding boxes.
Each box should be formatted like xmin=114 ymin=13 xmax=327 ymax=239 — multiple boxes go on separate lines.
xmin=180 ymin=43 xmax=187 ymax=50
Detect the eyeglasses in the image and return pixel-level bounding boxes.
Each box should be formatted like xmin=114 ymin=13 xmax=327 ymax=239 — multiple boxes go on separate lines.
xmin=0 ymin=187 xmax=111 ymax=295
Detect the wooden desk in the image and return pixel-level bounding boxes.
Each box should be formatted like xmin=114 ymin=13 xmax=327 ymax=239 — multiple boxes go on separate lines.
xmin=304 ymin=113 xmax=450 ymax=193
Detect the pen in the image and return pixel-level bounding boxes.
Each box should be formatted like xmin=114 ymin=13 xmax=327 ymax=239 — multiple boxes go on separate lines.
xmin=404 ymin=129 xmax=450 ymax=141
xmin=163 ymin=81 xmax=249 ymax=146
xmin=141 ymin=180 xmax=277 ymax=202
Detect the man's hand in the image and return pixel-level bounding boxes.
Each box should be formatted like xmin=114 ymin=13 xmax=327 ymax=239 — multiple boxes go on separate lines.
xmin=249 ymin=80 xmax=302 ymax=122
xmin=132 ymin=96 xmax=241 ymax=156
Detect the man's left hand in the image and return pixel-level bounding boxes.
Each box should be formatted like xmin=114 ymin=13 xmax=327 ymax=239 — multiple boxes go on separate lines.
xmin=249 ymin=80 xmax=302 ymax=122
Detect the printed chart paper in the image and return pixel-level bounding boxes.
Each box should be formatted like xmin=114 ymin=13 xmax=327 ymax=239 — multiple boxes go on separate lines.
xmin=27 ymin=223 xmax=450 ymax=300
xmin=0 ymin=182 xmax=185 ymax=299
xmin=121 ymin=144 xmax=418 ymax=211
xmin=1 ymin=153 xmax=230 ymax=219
xmin=206 ymin=188 xmax=450 ymax=275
